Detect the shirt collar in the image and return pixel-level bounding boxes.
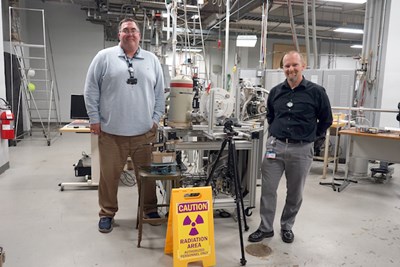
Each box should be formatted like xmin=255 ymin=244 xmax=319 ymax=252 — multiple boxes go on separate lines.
xmin=117 ymin=45 xmax=144 ymax=60
xmin=283 ymin=75 xmax=307 ymax=90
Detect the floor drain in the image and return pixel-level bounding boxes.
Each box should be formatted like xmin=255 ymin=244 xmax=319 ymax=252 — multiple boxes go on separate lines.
xmin=245 ymin=243 xmax=272 ymax=258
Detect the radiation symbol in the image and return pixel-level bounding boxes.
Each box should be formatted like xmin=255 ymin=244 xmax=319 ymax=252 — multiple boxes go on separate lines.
xmin=183 ymin=215 xmax=204 ymax=236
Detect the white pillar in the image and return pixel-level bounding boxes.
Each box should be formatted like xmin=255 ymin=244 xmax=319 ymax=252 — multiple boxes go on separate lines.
xmin=378 ymin=0 xmax=400 ymax=128
xmin=0 ymin=1 xmax=11 ymax=171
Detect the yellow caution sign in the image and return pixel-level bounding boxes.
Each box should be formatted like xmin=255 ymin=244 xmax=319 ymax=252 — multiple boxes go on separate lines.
xmin=165 ymin=186 xmax=215 ymax=267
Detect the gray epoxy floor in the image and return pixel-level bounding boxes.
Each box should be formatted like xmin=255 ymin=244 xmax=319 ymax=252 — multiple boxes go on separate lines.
xmin=0 ymin=133 xmax=399 ymax=267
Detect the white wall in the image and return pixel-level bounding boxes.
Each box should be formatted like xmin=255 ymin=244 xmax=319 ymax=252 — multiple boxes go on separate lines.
xmin=0 ymin=1 xmax=10 ymax=173
xmin=379 ymin=0 xmax=400 ymax=128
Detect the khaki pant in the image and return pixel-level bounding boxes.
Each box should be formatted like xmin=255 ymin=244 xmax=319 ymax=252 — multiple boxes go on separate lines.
xmin=98 ymin=130 xmax=157 ymax=218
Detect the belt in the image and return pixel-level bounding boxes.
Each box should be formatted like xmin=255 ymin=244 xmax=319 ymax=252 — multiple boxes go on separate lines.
xmin=276 ymin=137 xmax=304 ymax=144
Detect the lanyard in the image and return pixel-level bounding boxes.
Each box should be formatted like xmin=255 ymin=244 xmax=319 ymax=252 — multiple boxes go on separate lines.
xmin=124 ymin=56 xmax=133 ymax=72
xmin=124 ymin=56 xmax=137 ymax=85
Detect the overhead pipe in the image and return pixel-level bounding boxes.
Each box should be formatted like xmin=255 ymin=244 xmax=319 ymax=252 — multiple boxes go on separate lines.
xmin=361 ymin=0 xmax=373 ymax=75
xmin=303 ymin=0 xmax=310 ymax=66
xmin=259 ymin=0 xmax=270 ymax=69
xmin=171 ymin=0 xmax=178 ymax=78
xmin=183 ymin=0 xmax=190 ymax=75
xmin=287 ymin=0 xmax=300 ymax=52
xmin=374 ymin=0 xmax=388 ymax=78
xmin=371 ymin=0 xmax=388 ymax=125
xmin=141 ymin=8 xmax=147 ymax=48
xmin=311 ymin=0 xmax=318 ymax=69
xmin=223 ymin=0 xmax=231 ymax=90
xmin=196 ymin=3 xmax=210 ymax=85
xmin=165 ymin=1 xmax=171 ymax=40
xmin=205 ymin=0 xmax=260 ymax=37
xmin=370 ymin=0 xmax=387 ymax=86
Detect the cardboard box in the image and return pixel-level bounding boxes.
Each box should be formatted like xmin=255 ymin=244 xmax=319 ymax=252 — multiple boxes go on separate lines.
xmin=152 ymin=151 xmax=176 ymax=164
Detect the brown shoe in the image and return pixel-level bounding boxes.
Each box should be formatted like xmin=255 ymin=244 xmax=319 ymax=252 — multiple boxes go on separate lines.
xmin=144 ymin=212 xmax=162 ymax=226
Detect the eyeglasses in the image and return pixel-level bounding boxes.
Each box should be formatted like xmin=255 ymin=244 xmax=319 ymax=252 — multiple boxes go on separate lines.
xmin=120 ymin=28 xmax=140 ymax=35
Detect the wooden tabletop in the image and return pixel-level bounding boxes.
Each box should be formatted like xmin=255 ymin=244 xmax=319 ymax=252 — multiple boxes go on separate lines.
xmin=339 ymin=127 xmax=400 ymax=140
xmin=59 ymin=120 xmax=90 ymax=133
xmin=330 ymin=121 xmax=347 ymax=128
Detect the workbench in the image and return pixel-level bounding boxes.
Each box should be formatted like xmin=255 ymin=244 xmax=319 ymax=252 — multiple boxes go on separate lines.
xmin=333 ymin=127 xmax=400 ymax=192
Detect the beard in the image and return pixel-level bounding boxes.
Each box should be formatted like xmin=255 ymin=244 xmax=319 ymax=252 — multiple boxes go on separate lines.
xmin=287 ymin=72 xmax=299 ymax=83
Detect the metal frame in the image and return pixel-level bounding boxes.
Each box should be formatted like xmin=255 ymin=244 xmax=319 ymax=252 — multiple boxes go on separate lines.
xmin=168 ymin=129 xmax=263 ymax=211
xmin=8 ymin=7 xmax=61 ymax=146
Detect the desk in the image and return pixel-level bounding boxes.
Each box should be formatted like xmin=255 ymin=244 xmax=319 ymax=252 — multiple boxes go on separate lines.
xmin=334 ymin=128 xmax=400 ymax=192
xmin=58 ymin=121 xmax=99 ymax=190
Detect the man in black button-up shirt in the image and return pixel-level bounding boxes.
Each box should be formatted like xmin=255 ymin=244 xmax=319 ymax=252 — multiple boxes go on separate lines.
xmin=249 ymin=51 xmax=333 ymax=244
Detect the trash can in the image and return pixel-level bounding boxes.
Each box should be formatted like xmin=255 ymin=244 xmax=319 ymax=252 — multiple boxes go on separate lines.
xmin=348 ymin=157 xmax=369 ymax=177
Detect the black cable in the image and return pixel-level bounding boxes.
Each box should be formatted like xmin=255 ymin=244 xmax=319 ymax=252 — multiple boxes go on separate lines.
xmin=118 ymin=142 xmax=153 ymax=186
xmin=0 ymin=98 xmax=11 ymax=110
xmin=120 ymin=170 xmax=136 ymax=187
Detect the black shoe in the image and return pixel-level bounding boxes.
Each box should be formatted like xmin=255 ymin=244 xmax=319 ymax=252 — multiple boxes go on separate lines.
xmin=281 ymin=229 xmax=294 ymax=243
xmin=248 ymin=229 xmax=274 ymax=242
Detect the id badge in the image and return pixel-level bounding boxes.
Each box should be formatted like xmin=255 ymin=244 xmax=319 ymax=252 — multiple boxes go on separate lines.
xmin=266 ymin=150 xmax=276 ymax=159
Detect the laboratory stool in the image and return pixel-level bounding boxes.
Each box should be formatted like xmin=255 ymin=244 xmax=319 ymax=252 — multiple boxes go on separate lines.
xmin=136 ymin=169 xmax=181 ymax=248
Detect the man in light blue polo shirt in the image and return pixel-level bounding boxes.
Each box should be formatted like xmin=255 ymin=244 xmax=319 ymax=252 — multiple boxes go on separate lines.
xmin=84 ymin=18 xmax=165 ymax=233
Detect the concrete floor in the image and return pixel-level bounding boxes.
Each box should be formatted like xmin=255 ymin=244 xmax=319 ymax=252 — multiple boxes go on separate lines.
xmin=0 ymin=132 xmax=399 ymax=267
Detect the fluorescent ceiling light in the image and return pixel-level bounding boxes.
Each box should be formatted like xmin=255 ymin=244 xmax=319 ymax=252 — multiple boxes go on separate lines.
xmin=334 ymin=28 xmax=364 ymax=34
xmin=351 ymin=44 xmax=363 ymax=49
xmin=321 ymin=0 xmax=366 ymax=3
xmin=180 ymin=48 xmax=202 ymax=52
xmin=236 ymin=35 xmax=257 ymax=47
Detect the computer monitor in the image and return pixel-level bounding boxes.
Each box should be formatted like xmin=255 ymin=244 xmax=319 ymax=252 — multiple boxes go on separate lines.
xmin=70 ymin=94 xmax=89 ymax=120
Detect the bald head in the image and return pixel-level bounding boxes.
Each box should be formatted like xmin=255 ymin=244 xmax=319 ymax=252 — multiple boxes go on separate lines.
xmin=282 ymin=51 xmax=306 ymax=89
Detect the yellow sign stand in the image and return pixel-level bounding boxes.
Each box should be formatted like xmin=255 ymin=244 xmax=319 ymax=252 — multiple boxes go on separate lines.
xmin=165 ymin=186 xmax=216 ymax=267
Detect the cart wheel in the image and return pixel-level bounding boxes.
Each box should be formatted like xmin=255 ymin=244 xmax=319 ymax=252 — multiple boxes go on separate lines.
xmin=245 ymin=206 xmax=255 ymax=217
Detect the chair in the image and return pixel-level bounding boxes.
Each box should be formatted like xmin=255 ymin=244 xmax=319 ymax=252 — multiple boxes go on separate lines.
xmin=136 ymin=168 xmax=181 ymax=248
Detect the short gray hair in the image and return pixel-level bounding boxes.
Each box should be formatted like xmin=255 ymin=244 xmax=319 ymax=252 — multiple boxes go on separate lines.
xmin=118 ymin=18 xmax=140 ymax=32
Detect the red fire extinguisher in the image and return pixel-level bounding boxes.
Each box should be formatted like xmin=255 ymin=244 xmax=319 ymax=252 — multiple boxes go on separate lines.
xmin=0 ymin=98 xmax=15 ymax=140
